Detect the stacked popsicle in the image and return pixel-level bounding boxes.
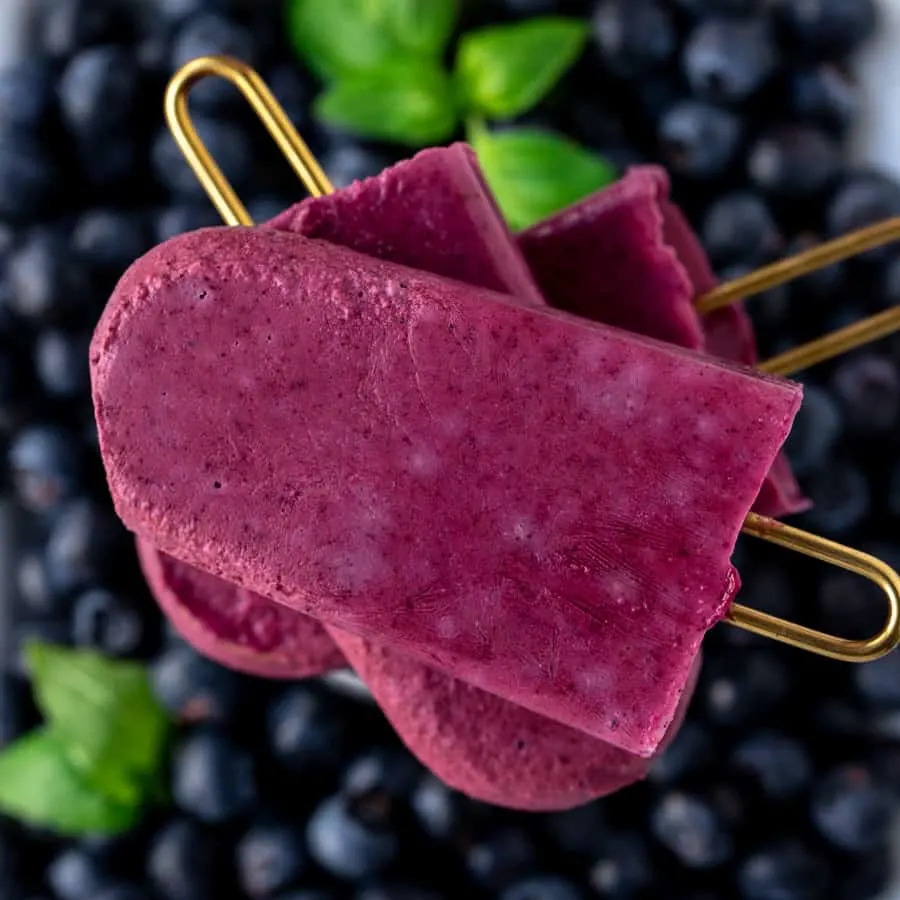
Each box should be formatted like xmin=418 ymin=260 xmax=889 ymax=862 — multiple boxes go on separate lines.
xmin=91 ymin=145 xmax=803 ymax=810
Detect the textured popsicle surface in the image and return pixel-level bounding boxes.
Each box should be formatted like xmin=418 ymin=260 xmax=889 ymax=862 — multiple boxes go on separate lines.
xmin=93 ymin=226 xmax=800 ymax=755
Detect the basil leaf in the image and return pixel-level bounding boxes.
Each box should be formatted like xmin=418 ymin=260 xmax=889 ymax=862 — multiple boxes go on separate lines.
xmin=469 ymin=122 xmax=616 ymax=230
xmin=316 ymin=63 xmax=458 ymax=147
xmin=0 ymin=728 xmax=138 ymax=836
xmin=25 ymin=643 xmax=170 ymax=807
xmin=456 ymin=18 xmax=588 ymax=119
xmin=383 ymin=0 xmax=460 ymax=57
xmin=285 ymin=0 xmax=405 ymax=81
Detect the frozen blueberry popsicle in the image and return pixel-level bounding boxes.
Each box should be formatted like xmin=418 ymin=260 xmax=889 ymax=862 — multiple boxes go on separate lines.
xmin=92 ymin=224 xmax=800 ymax=756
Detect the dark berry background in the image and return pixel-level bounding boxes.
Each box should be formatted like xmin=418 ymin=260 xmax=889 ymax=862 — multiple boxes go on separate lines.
xmin=2 ymin=0 xmax=900 ymax=898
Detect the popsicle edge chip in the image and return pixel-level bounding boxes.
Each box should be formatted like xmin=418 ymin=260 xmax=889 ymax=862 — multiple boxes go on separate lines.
xmin=91 ymin=224 xmax=801 ymax=756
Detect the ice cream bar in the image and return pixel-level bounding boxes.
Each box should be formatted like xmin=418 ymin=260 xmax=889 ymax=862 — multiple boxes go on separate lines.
xmin=518 ymin=166 xmax=809 ymax=519
xmin=92 ymin=224 xmax=800 ymax=755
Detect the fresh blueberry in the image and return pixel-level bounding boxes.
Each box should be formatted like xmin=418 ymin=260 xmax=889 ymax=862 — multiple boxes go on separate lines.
xmin=648 ymin=721 xmax=714 ymax=784
xmin=591 ymin=0 xmax=677 ymax=79
xmin=817 ymin=569 xmax=886 ymax=644
xmin=779 ymin=0 xmax=877 ymax=59
xmin=237 ymin=821 xmax=307 ymax=899
xmin=170 ymin=13 xmax=256 ymax=110
xmin=748 ymin=126 xmax=841 ymax=196
xmin=738 ymin=841 xmax=829 ymax=900
xmin=147 ymin=817 xmax=223 ymax=900
xmin=320 ymin=144 xmax=392 ymax=191
xmin=658 ymin=101 xmax=742 ymax=180
xmin=0 ymin=60 xmax=57 ymax=137
xmin=499 ymin=876 xmax=583 ymax=900
xmin=789 ymin=64 xmax=857 ymax=134
xmin=266 ymin=66 xmax=314 ymax=133
xmin=802 ymin=459 xmax=871 ymax=536
xmin=155 ymin=205 xmax=222 ymax=243
xmin=266 ymin=684 xmax=345 ymax=771
xmin=76 ymin=130 xmax=143 ymax=190
xmin=44 ymin=499 xmax=125 ymax=596
xmin=836 ymin=847 xmax=892 ymax=900
xmin=152 ymin=644 xmax=244 ymax=724
xmin=6 ymin=228 xmax=88 ymax=324
xmin=306 ymin=793 xmax=400 ymax=881
xmin=783 ymin=384 xmax=842 ymax=475
xmin=72 ymin=209 xmax=151 ymax=274
xmin=8 ymin=425 xmax=81 ymax=513
xmin=35 ymin=329 xmax=90 ymax=398
xmin=811 ymin=764 xmax=892 ymax=853
xmin=586 ymin=832 xmax=653 ymax=898
xmin=16 ymin=551 xmax=64 ymax=616
xmin=48 ymin=847 xmax=114 ymax=900
xmin=683 ymin=17 xmax=778 ymax=105
xmin=503 ymin=0 xmax=575 ymax=14
xmin=93 ymin=888 xmax=153 ymax=900
xmin=700 ymin=650 xmax=790 ymax=728
xmin=731 ymin=731 xmax=811 ymax=799
xmin=651 ymin=791 xmax=732 ymax=869
xmin=342 ymin=747 xmax=422 ymax=801
xmin=71 ymin=587 xmax=144 ymax=657
xmin=247 ymin=196 xmax=292 ymax=224
xmin=0 ymin=133 xmax=60 ymax=220
xmin=172 ymin=726 xmax=257 ymax=823
xmin=411 ymin=775 xmax=480 ymax=843
xmin=465 ymin=827 xmax=537 ymax=890
xmin=542 ymin=803 xmax=608 ymax=858
xmin=58 ymin=46 xmax=140 ymax=139
xmin=701 ymin=192 xmax=782 ymax=266
xmin=830 ymin=355 xmax=900 ymax=435
xmin=156 ymin=0 xmax=229 ymax=24
xmin=275 ymin=892 xmax=338 ymax=900
xmin=827 ymin=172 xmax=900 ymax=252
xmin=153 ymin=118 xmax=252 ymax=198
xmin=784 ymin=232 xmax=846 ymax=301
xmin=42 ymin=0 xmax=131 ymax=58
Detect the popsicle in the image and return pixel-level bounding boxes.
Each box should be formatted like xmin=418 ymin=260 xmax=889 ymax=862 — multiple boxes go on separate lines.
xmin=518 ymin=166 xmax=809 ymax=518
xmin=92 ymin=224 xmax=800 ymax=756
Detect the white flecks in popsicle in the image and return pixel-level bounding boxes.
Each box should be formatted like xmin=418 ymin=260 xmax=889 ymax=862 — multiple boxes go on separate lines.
xmin=328 ymin=538 xmax=391 ymax=592
xmin=407 ymin=445 xmax=443 ymax=478
xmin=437 ymin=615 xmax=460 ymax=639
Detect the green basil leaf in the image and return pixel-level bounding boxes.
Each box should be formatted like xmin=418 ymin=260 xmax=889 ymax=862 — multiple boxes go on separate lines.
xmin=455 ymin=18 xmax=588 ymax=119
xmin=382 ymin=0 xmax=460 ymax=57
xmin=0 ymin=728 xmax=138 ymax=836
xmin=316 ymin=63 xmax=458 ymax=147
xmin=469 ymin=122 xmax=616 ymax=230
xmin=25 ymin=643 xmax=170 ymax=807
xmin=285 ymin=0 xmax=404 ymax=81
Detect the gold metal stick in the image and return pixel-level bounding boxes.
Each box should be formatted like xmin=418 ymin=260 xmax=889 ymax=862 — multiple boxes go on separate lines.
xmin=163 ymin=54 xmax=900 ymax=663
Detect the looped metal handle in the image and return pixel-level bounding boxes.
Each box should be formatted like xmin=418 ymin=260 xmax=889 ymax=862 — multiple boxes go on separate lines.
xmin=164 ymin=54 xmax=900 ymax=663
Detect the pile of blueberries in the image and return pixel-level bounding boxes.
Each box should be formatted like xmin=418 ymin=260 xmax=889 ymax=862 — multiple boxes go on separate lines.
xmin=2 ymin=0 xmax=900 ymax=898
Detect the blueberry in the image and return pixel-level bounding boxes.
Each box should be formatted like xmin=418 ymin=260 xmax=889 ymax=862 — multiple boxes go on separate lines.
xmin=779 ymin=0 xmax=877 ymax=59
xmin=836 ymin=847 xmax=892 ymax=900
xmin=156 ymin=205 xmax=222 ymax=243
xmin=266 ymin=66 xmax=314 ymax=133
xmin=650 ymin=791 xmax=732 ymax=869
xmin=155 ymin=0 xmax=229 ymax=24
xmin=499 ymin=876 xmax=583 ymax=900
xmin=0 ymin=60 xmax=57 ymax=137
xmin=275 ymin=892 xmax=338 ymax=900
xmin=586 ymin=832 xmax=653 ymax=898
xmin=71 ymin=587 xmax=144 ymax=657
xmin=48 ymin=847 xmax=114 ymax=900
xmin=411 ymin=776 xmax=479 ymax=843
xmin=6 ymin=228 xmax=88 ymax=324
xmin=811 ymin=764 xmax=892 ymax=853
xmin=153 ymin=118 xmax=252 ymax=198
xmin=700 ymin=650 xmax=789 ymax=728
xmin=827 ymin=171 xmax=900 ymax=249
xmin=170 ymin=14 xmax=256 ymax=110
xmin=93 ymin=888 xmax=153 ymax=900
xmin=701 ymin=192 xmax=782 ymax=266
xmin=738 ymin=841 xmax=829 ymax=900
xmin=76 ymin=130 xmax=142 ymax=190
xmin=465 ymin=827 xmax=536 ymax=890
xmin=58 ymin=46 xmax=140 ymax=139
xmin=830 ymin=355 xmax=900 ymax=435
xmin=748 ymin=126 xmax=840 ymax=197
xmin=658 ymin=101 xmax=742 ymax=180
xmin=503 ymin=0 xmax=573 ymax=14
xmin=72 ymin=209 xmax=151 ymax=273
xmin=8 ymin=425 xmax=81 ymax=513
xmin=16 ymin=551 xmax=64 ymax=616
xmin=591 ymin=0 xmax=677 ymax=79
xmin=42 ymin=0 xmax=131 ymax=57
xmin=0 ymin=136 xmax=60 ymax=222
xmin=266 ymin=684 xmax=345 ymax=771
xmin=172 ymin=727 xmax=257 ymax=823
xmin=147 ymin=818 xmax=222 ymax=900
xmin=306 ymin=793 xmax=399 ymax=881
xmin=817 ymin=570 xmax=886 ymax=645
xmin=342 ymin=747 xmax=421 ymax=801
xmin=152 ymin=644 xmax=244 ymax=724
xmin=789 ymin=64 xmax=857 ymax=134
xmin=731 ymin=731 xmax=811 ymax=799
xmin=783 ymin=384 xmax=842 ymax=475
xmin=683 ymin=17 xmax=777 ymax=105
xmin=35 ymin=329 xmax=90 ymax=398
xmin=784 ymin=232 xmax=846 ymax=301
xmin=648 ymin=721 xmax=714 ymax=784
xmin=802 ymin=459 xmax=871 ymax=537
xmin=320 ymin=144 xmax=392 ymax=191
xmin=44 ymin=499 xmax=124 ymax=596
xmin=237 ymin=821 xmax=307 ymax=899
xmin=542 ymin=803 xmax=608 ymax=857
xmin=247 ymin=196 xmax=292 ymax=224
